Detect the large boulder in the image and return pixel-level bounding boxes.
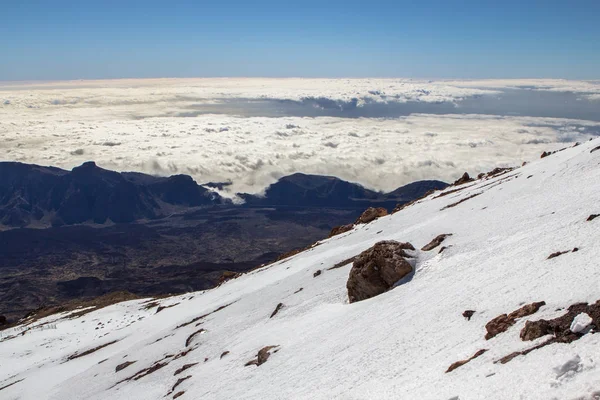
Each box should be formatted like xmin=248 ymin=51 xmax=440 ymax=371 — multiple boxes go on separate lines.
xmin=347 ymin=240 xmax=415 ymax=303
xmin=355 ymin=207 xmax=388 ymax=224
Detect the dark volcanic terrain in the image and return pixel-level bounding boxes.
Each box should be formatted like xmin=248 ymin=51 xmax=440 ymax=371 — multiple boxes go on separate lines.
xmin=0 ymin=161 xmax=447 ymax=321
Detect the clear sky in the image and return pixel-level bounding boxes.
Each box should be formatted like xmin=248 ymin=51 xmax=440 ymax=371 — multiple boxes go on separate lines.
xmin=1 ymin=0 xmax=599 ymax=80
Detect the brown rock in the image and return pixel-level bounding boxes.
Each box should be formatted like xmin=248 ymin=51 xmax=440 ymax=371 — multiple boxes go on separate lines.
xmin=329 ymin=224 xmax=354 ymax=238
xmin=245 ymin=345 xmax=280 ymax=367
xmin=453 ymin=172 xmax=473 ymax=186
xmin=587 ymin=214 xmax=599 ymax=222
xmin=421 ymin=234 xmax=452 ymax=251
xmin=462 ymin=310 xmax=475 ymax=321
xmin=541 ymin=151 xmax=550 ymax=158
xmin=355 ymin=207 xmax=388 ymax=225
xmin=347 ymin=240 xmax=415 ymax=303
xmin=446 ymin=349 xmax=487 ymax=373
xmin=270 ymin=303 xmax=284 ymax=318
xmin=313 ymin=270 xmax=322 ymax=278
xmin=485 ymin=301 xmax=546 ymax=340
xmin=220 ymin=351 xmax=229 ymax=359
xmin=115 ymin=361 xmax=136 ymax=372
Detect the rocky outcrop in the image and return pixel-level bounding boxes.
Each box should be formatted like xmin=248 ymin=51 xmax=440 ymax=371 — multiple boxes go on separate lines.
xmin=355 ymin=207 xmax=388 ymax=224
xmin=453 ymin=172 xmax=473 ymax=186
xmin=421 ymin=234 xmax=452 ymax=251
xmin=329 ymin=224 xmax=354 ymax=238
xmin=520 ymin=301 xmax=600 ymax=342
xmin=485 ymin=301 xmax=546 ymax=340
xmin=347 ymin=241 xmax=415 ymax=303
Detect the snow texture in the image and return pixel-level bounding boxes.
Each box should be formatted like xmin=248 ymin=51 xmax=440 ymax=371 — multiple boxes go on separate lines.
xmin=1 ymin=138 xmax=599 ymax=399
xmin=570 ymin=313 xmax=593 ymax=334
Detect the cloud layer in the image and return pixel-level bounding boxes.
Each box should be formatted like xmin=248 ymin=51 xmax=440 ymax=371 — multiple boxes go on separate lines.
xmin=1 ymin=79 xmax=599 ymax=195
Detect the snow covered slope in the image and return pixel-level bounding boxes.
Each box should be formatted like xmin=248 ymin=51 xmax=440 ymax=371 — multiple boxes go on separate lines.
xmin=1 ymin=139 xmax=600 ymax=400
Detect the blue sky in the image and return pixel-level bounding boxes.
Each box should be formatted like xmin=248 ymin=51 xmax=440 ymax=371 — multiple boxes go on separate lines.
xmin=1 ymin=0 xmax=599 ymax=80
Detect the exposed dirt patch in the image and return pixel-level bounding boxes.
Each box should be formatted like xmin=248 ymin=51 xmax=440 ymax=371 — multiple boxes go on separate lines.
xmin=446 ymin=349 xmax=487 ymax=373
xmin=441 ymin=193 xmax=482 ymax=210
xmin=485 ymin=301 xmax=546 ymax=340
xmin=67 ymin=340 xmax=118 ymax=361
xmin=421 ymin=234 xmax=452 ymax=251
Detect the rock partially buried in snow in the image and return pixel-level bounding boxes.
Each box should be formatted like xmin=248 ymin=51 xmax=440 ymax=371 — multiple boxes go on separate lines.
xmin=421 ymin=234 xmax=452 ymax=251
xmin=347 ymin=240 xmax=415 ymax=303
xmin=570 ymin=313 xmax=593 ymax=333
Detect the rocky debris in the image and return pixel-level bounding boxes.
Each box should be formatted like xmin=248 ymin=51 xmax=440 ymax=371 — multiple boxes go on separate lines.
xmin=270 ymin=303 xmax=284 ymax=318
xmin=453 ymin=172 xmax=474 ymax=186
xmin=520 ymin=300 xmax=600 ymax=342
xmin=355 ymin=207 xmax=388 ymax=224
xmin=174 ymin=363 xmax=198 ymax=376
xmin=541 ymin=151 xmax=550 ymax=158
xmin=547 ymin=248 xmax=579 ymax=259
xmin=328 ymin=255 xmax=358 ymax=270
xmin=117 ymin=361 xmax=169 ymax=385
xmin=441 ymin=193 xmax=482 ymax=210
xmin=485 ymin=301 xmax=546 ymax=340
xmin=218 ymin=271 xmax=242 ymax=285
xmin=347 ymin=241 xmax=415 ymax=303
xmin=173 ymin=347 xmax=195 ymax=360
xmin=173 ymin=391 xmax=185 ymax=399
xmin=497 ymin=339 xmax=554 ymax=364
xmin=463 ymin=310 xmax=475 ymax=321
xmin=175 ymin=301 xmax=236 ymax=329
xmin=591 ymin=145 xmax=600 ymax=153
xmin=329 ymin=224 xmax=354 ymax=238
xmin=446 ymin=349 xmax=487 ymax=373
xmin=587 ymin=214 xmax=599 ymax=222
xmin=244 ymin=345 xmax=280 ymax=367
xmin=313 ymin=270 xmax=322 ymax=278
xmin=185 ymin=329 xmax=205 ymax=347
xmin=421 ymin=234 xmax=452 ymax=251
xmin=220 ymin=351 xmax=230 ymax=359
xmin=115 ymin=361 xmax=136 ymax=372
xmin=167 ymin=376 xmax=191 ymax=397
xmin=293 ymin=288 xmax=303 ymax=294
xmin=67 ymin=340 xmax=119 ymax=361
xmin=156 ymin=303 xmax=179 ymax=314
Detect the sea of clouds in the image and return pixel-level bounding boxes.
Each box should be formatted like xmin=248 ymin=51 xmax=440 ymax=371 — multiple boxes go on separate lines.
xmin=1 ymin=78 xmax=599 ymax=195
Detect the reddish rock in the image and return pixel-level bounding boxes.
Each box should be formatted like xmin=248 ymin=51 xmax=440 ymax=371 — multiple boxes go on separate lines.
xmin=245 ymin=345 xmax=280 ymax=367
xmin=485 ymin=301 xmax=546 ymax=340
xmin=329 ymin=224 xmax=354 ymax=238
xmin=421 ymin=234 xmax=452 ymax=251
xmin=462 ymin=310 xmax=475 ymax=321
xmin=347 ymin=241 xmax=415 ymax=303
xmin=355 ymin=207 xmax=388 ymax=224
xmin=446 ymin=349 xmax=487 ymax=373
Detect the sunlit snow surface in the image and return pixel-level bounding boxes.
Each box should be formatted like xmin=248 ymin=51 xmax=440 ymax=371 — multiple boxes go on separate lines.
xmin=1 ymin=78 xmax=599 ymax=194
xmin=1 ymin=138 xmax=599 ymax=399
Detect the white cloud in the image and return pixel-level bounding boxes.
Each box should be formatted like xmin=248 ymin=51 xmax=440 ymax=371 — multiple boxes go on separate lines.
xmin=1 ymin=79 xmax=599 ymax=196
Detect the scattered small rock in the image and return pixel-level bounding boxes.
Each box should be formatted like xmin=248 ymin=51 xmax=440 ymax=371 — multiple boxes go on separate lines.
xmin=591 ymin=145 xmax=600 ymax=153
xmin=313 ymin=270 xmax=322 ymax=278
xmin=245 ymin=345 xmax=280 ymax=367
xmin=446 ymin=349 xmax=487 ymax=373
xmin=462 ymin=310 xmax=475 ymax=321
xmin=421 ymin=234 xmax=452 ymax=251
xmin=587 ymin=214 xmax=599 ymax=222
xmin=270 ymin=303 xmax=284 ymax=318
xmin=173 ymin=391 xmax=185 ymax=399
xmin=115 ymin=361 xmax=136 ymax=372
xmin=293 ymin=288 xmax=303 ymax=294
xmin=174 ymin=363 xmax=198 ymax=376
xmin=547 ymin=250 xmax=570 ymax=259
xmin=220 ymin=351 xmax=229 ymax=359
